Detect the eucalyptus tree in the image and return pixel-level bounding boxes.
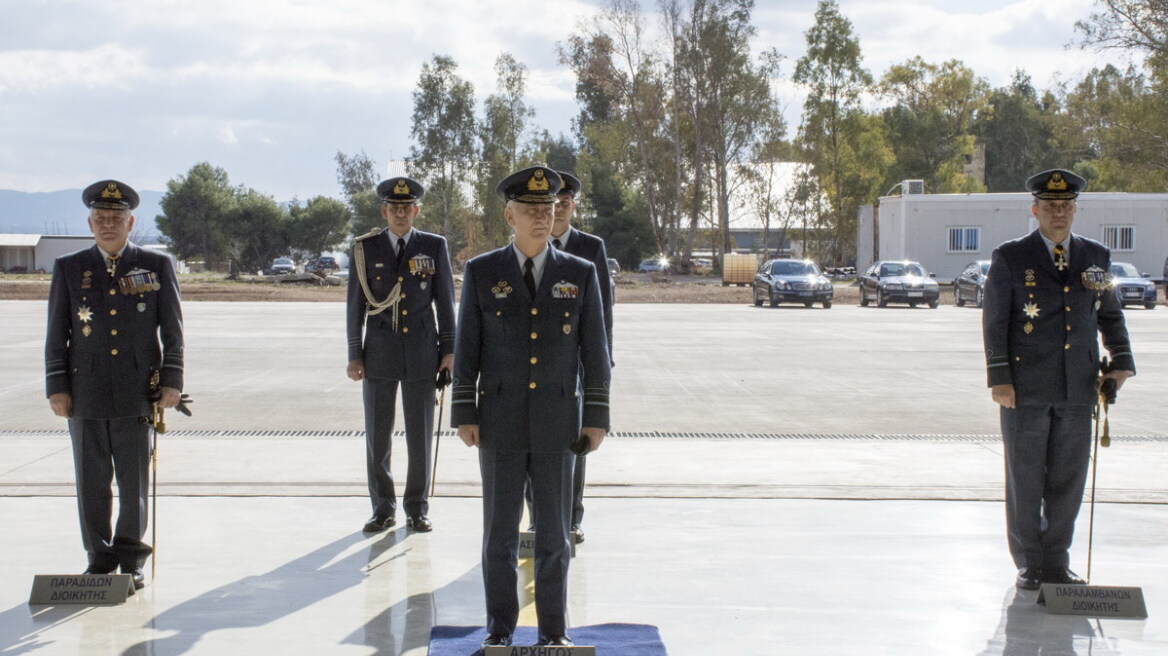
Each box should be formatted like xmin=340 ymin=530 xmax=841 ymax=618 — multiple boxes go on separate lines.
xmin=335 ymin=150 xmax=383 ymax=237
xmin=478 ymin=53 xmax=536 ymax=249
xmin=974 ymin=71 xmax=1060 ymax=192
xmin=793 ymin=0 xmax=886 ymax=264
xmin=878 ymin=57 xmax=990 ymax=193
xmin=409 ymin=55 xmax=477 ymax=251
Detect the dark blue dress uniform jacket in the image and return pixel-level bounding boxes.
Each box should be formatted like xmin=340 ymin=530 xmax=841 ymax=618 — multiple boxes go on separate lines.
xmin=559 ymin=227 xmax=614 ymax=362
xmin=451 ymin=246 xmax=611 ymax=451
xmin=45 ymin=244 xmax=184 ymax=417
xmin=983 ymin=230 xmax=1134 ymax=403
xmin=346 ymin=229 xmax=456 ymax=381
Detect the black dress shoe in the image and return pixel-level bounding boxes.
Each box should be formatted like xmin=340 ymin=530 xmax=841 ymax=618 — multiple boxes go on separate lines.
xmin=536 ymin=635 xmax=574 ymax=646
xmin=362 ymin=514 xmax=395 ymax=533
xmin=83 ymin=564 xmax=117 ymax=575
xmin=1016 ymin=567 xmax=1042 ymax=590
xmin=571 ymin=524 xmax=584 ymax=544
xmin=1042 ymin=567 xmax=1086 ymax=585
xmin=480 ymin=633 xmax=512 ymax=648
xmin=406 ymin=515 xmax=432 ymax=532
xmin=123 ymin=566 xmax=146 ymax=590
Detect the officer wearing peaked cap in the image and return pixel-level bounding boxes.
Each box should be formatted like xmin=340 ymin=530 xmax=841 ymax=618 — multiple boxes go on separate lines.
xmin=524 ymin=169 xmax=615 ymax=545
xmin=45 ymin=180 xmax=184 ymax=590
xmin=347 ymin=176 xmax=456 ymax=534
xmin=452 ymin=166 xmax=611 ymax=648
xmin=982 ymin=168 xmax=1135 ymax=591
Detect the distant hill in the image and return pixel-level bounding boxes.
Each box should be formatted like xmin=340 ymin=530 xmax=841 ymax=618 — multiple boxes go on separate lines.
xmin=0 ymin=189 xmax=165 ymax=241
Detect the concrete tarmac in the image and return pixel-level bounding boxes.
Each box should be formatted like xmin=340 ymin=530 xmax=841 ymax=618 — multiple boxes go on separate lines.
xmin=2 ymin=300 xmax=1166 ymax=654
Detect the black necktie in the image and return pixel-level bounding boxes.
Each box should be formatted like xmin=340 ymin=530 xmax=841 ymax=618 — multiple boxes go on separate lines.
xmin=395 ymin=237 xmax=406 ymax=269
xmin=553 ymin=238 xmax=562 ymax=250
xmin=524 ymin=258 xmax=536 ymax=297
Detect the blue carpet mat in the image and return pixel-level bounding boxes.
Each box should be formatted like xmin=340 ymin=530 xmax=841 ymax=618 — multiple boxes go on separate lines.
xmin=428 ymin=623 xmax=666 ymax=655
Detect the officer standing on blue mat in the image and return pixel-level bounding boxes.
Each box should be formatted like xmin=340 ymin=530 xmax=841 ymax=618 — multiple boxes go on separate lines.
xmin=347 ymin=177 xmax=455 ymax=534
xmin=45 ymin=180 xmax=185 ymax=590
xmin=452 ymin=166 xmax=611 ymax=649
xmin=982 ymin=168 xmax=1135 ymax=591
xmin=525 ymin=170 xmax=614 ymax=544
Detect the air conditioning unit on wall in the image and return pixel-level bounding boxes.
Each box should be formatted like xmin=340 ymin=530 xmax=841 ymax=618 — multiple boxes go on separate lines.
xmin=903 ymin=180 xmax=924 ymax=195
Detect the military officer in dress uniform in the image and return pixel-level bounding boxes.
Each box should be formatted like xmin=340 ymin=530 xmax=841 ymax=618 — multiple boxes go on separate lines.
xmin=452 ymin=166 xmax=611 ymax=649
xmin=45 ymin=180 xmax=184 ymax=590
xmin=347 ymin=177 xmax=455 ymax=534
xmin=982 ymin=168 xmax=1135 ymax=591
xmin=525 ymin=170 xmax=614 ymax=544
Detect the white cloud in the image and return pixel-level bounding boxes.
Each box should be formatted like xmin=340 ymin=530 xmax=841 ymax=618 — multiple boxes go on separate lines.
xmin=0 ymin=0 xmax=1144 ymax=200
xmin=0 ymin=44 xmax=148 ymax=91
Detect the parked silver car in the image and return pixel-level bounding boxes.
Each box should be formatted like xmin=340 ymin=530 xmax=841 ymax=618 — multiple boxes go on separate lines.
xmin=1111 ymin=262 xmax=1157 ymax=310
xmin=859 ymin=260 xmax=940 ymax=308
xmin=752 ymin=259 xmax=833 ymax=308
xmin=267 ymin=257 xmax=295 ymax=275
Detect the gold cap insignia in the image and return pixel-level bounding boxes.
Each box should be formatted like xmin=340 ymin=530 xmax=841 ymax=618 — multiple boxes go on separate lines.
xmin=527 ymin=169 xmax=549 ymax=192
xmin=101 ymin=182 xmax=123 ymax=200
xmin=1046 ymin=173 xmax=1067 ymax=192
xmin=393 ymin=179 xmax=410 ymax=195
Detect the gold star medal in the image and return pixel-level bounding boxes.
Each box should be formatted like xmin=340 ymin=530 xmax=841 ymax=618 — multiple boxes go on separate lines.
xmin=77 ymin=305 xmax=93 ymax=323
xmin=1023 ymin=302 xmax=1040 ymax=319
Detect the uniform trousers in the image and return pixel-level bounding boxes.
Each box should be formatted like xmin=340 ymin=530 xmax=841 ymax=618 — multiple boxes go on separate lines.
xmin=525 ymin=455 xmax=586 ymax=530
xmin=68 ymin=417 xmax=153 ymax=570
xmin=480 ymin=449 xmax=574 ymax=637
xmin=1001 ymin=403 xmax=1093 ymax=570
xmin=363 ymin=377 xmax=435 ymax=518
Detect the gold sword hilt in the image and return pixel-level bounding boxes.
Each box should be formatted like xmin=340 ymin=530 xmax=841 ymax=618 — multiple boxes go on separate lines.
xmin=153 ymin=403 xmax=166 ymax=435
xmin=1097 ymin=392 xmax=1110 ymax=448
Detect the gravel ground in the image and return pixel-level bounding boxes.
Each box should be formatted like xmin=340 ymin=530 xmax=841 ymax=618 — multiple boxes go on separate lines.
xmin=0 ymin=271 xmax=952 ymax=305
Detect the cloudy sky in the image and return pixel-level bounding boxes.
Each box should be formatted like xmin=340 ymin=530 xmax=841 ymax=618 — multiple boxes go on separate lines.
xmin=0 ymin=0 xmax=1134 ymax=200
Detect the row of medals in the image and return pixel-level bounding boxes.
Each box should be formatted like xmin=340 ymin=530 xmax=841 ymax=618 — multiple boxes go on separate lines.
xmin=78 ymin=269 xmax=159 ymax=337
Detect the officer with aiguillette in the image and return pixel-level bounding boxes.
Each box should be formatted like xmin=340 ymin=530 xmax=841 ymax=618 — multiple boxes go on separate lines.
xmin=346 ymin=177 xmax=455 ymax=533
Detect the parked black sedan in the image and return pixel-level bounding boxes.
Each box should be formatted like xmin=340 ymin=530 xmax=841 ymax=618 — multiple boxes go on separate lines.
xmin=1111 ymin=262 xmax=1157 ymax=309
xmin=859 ymin=260 xmax=940 ymax=308
xmin=753 ymin=259 xmax=833 ymax=308
xmin=953 ymin=260 xmax=991 ymax=308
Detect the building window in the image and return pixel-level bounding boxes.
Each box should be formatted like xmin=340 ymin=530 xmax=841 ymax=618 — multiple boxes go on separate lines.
xmin=1101 ymin=225 xmax=1135 ymax=251
xmin=948 ymin=227 xmax=980 ymax=253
